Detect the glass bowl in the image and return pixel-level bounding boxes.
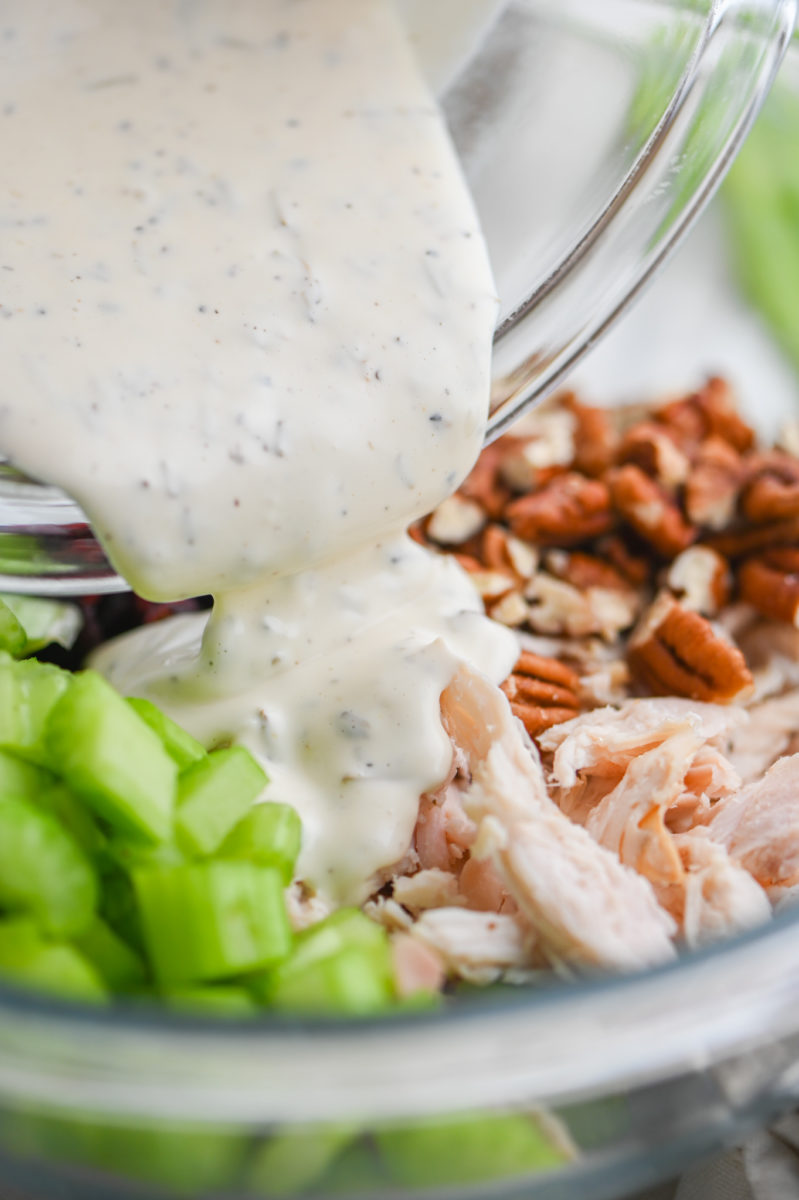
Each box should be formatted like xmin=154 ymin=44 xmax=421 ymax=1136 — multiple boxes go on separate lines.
xmin=2 ymin=8 xmax=799 ymax=1200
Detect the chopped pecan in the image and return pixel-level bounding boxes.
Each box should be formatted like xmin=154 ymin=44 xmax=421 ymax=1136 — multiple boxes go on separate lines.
xmin=738 ymin=549 xmax=799 ymax=627
xmin=704 ymin=516 xmax=799 ymax=559
xmin=480 ymin=524 xmax=538 ymax=581
xmin=597 ymin=534 xmax=652 ymax=588
xmin=545 ymin=549 xmax=634 ymax=593
xmin=683 ymin=437 xmax=743 ymax=529
xmin=506 ymin=472 xmax=613 ymax=546
xmin=459 ymin=438 xmax=517 ymax=519
xmin=501 ymin=650 xmax=580 ymax=737
xmin=656 ymin=377 xmax=754 ymax=454
xmin=628 ymin=592 xmax=753 ymax=703
xmin=487 ymin=589 xmax=529 ymax=627
xmin=666 ymin=546 xmax=730 ymax=617
xmin=740 ymin=452 xmax=799 ymax=524
xmin=525 ymin=571 xmax=638 ymax=640
xmin=426 ymin=494 xmax=486 ymax=545
xmin=563 ymin=393 xmax=617 ymax=477
xmin=607 ymin=464 xmax=696 ymax=558
xmin=497 ymin=409 xmax=576 ymax=490
xmin=617 ymin=421 xmax=690 ymax=489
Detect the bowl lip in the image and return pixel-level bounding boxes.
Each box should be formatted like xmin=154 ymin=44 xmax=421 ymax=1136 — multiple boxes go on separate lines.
xmin=3 ymin=890 xmax=799 ymax=1039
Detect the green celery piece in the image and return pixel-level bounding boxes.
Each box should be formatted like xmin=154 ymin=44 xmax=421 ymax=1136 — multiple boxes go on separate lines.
xmin=108 ymin=836 xmax=185 ymax=872
xmin=247 ymin=1124 xmax=359 ymax=1198
xmin=45 ymin=670 xmax=177 ymax=843
xmin=279 ymin=908 xmax=386 ymax=972
xmin=35 ymin=784 xmax=107 ymax=859
xmin=377 ymin=1111 xmax=568 ymax=1188
xmin=0 ymin=748 xmax=54 ymax=800
xmin=0 ymin=794 xmax=97 ymax=935
xmin=264 ymin=944 xmax=395 ymax=1016
xmin=133 ymin=861 xmax=292 ymax=984
xmin=0 ymin=918 xmax=106 ymax=1003
xmin=0 ymin=600 xmax=26 ymax=657
xmin=98 ymin=869 xmax=144 ymax=954
xmin=0 ymin=593 xmax=82 ymax=656
xmin=218 ymin=801 xmax=301 ymax=883
xmin=321 ymin=1141 xmax=388 ymax=1195
xmin=163 ymin=985 xmax=258 ymax=1018
xmin=4 ymin=1109 xmax=247 ymax=1195
xmin=11 ymin=658 xmax=73 ymax=766
xmin=74 ymin=916 xmax=146 ymax=991
xmin=126 ymin=697 xmax=206 ymax=770
xmin=256 ymin=912 xmax=395 ymax=1014
xmin=176 ymin=745 xmax=267 ymax=857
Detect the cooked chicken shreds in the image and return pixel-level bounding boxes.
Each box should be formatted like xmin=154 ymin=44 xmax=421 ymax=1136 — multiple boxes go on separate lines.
xmin=725 ymin=690 xmax=799 ymax=784
xmin=665 ymin=745 xmax=741 ymax=833
xmin=583 ymin=732 xmax=701 ymax=889
xmin=708 ymin=753 xmax=799 ymax=898
xmin=441 ymin=667 xmax=677 ymax=971
xmin=392 ymin=868 xmax=460 ymax=912
xmin=391 ymin=932 xmax=447 ymax=997
xmin=410 ymin=907 xmax=539 ymax=985
xmin=667 ymin=833 xmax=771 ymax=949
xmin=539 ymin=697 xmax=747 ymax=791
xmin=414 ymin=787 xmax=476 ymax=871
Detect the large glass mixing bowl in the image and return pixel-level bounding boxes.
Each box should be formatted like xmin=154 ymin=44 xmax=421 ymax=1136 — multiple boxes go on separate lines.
xmin=0 ymin=0 xmax=794 ymax=593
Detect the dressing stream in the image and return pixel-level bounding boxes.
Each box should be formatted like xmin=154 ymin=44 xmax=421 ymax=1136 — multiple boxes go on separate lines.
xmin=0 ymin=0 xmax=517 ymax=902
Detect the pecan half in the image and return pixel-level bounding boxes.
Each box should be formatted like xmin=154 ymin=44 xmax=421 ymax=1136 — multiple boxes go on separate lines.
xmin=501 ymin=650 xmax=580 ymax=737
xmin=704 ymin=516 xmax=799 ymax=559
xmin=740 ymin=452 xmax=799 ymax=524
xmin=607 ymin=464 xmax=695 ymax=558
xmin=597 ymin=534 xmax=652 ymax=588
xmin=628 ymin=592 xmax=753 ymax=703
xmin=738 ymin=549 xmax=799 ymax=627
xmin=684 ymin=437 xmax=743 ymax=530
xmin=506 ymin=472 xmax=613 ymax=546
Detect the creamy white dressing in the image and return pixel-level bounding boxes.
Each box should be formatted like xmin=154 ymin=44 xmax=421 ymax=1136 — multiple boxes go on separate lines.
xmin=1 ymin=0 xmax=517 ymax=903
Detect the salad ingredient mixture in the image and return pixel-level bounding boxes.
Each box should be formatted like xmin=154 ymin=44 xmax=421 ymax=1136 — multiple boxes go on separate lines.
xmin=1 ymin=378 xmax=797 ymax=1013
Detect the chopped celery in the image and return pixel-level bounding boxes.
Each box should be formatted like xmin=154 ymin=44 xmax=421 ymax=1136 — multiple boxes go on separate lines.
xmin=35 ymin=784 xmax=107 ymax=858
xmin=98 ymin=870 xmax=144 ymax=955
xmin=45 ymin=671 xmax=177 ymax=843
xmin=376 ymin=1111 xmax=568 ymax=1187
xmin=0 ymin=748 xmax=55 ymax=800
xmin=163 ymin=985 xmax=258 ymax=1018
xmin=133 ymin=861 xmax=291 ymax=984
xmin=219 ymin=802 xmax=301 ymax=884
xmin=257 ymin=910 xmax=395 ymax=1016
xmin=0 ymin=600 xmax=26 ymax=657
xmin=264 ymin=944 xmax=395 ymax=1016
xmin=0 ymin=795 xmax=97 ymax=935
xmin=74 ymin=917 xmax=147 ymax=991
xmin=248 ymin=1124 xmax=358 ymax=1197
xmin=126 ymin=697 xmax=206 ymax=769
xmin=0 ymin=593 xmax=82 ymax=655
xmin=0 ymin=657 xmax=71 ymax=765
xmin=0 ymin=918 xmax=106 ymax=1003
xmin=176 ymin=746 xmax=267 ymax=857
